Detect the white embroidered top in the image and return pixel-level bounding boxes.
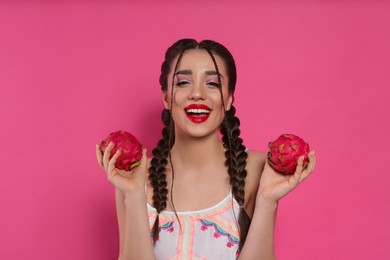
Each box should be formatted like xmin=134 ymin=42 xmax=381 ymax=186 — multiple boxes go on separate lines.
xmin=147 ymin=191 xmax=241 ymax=260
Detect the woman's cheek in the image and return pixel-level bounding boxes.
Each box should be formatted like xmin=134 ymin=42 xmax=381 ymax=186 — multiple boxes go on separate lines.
xmin=172 ymin=89 xmax=188 ymax=106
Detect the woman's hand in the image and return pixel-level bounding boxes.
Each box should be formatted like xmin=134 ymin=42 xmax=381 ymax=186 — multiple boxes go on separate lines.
xmin=96 ymin=142 xmax=148 ymax=196
xmin=258 ymin=150 xmax=316 ymax=204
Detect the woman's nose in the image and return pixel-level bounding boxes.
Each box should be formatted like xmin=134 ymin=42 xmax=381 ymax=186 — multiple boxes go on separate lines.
xmin=188 ymin=82 xmax=205 ymax=100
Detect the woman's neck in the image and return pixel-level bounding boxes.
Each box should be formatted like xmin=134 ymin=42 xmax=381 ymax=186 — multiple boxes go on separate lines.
xmin=170 ymin=132 xmax=226 ymax=169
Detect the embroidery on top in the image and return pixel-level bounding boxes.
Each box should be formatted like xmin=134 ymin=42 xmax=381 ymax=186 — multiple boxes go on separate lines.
xmin=199 ymin=219 xmax=239 ymax=248
xmin=160 ymin=221 xmax=175 ymax=233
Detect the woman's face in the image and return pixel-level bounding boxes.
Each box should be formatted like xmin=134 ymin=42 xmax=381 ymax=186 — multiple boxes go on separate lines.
xmin=164 ymin=49 xmax=233 ymax=139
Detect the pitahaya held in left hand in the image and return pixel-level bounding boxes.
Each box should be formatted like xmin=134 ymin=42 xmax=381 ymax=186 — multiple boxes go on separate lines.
xmin=268 ymin=134 xmax=310 ymax=175
xmin=100 ymin=130 xmax=143 ymax=171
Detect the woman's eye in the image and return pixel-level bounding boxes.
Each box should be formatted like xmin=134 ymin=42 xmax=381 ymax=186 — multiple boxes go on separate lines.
xmin=176 ymin=80 xmax=190 ymax=87
xmin=207 ymin=81 xmax=221 ymax=88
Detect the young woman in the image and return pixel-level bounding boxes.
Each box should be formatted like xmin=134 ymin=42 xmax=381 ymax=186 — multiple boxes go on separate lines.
xmin=96 ymin=39 xmax=316 ymax=260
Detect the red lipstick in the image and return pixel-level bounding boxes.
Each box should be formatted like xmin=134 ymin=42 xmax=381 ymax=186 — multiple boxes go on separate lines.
xmin=184 ymin=104 xmax=211 ymax=123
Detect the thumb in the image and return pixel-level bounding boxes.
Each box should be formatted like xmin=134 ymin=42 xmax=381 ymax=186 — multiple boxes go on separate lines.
xmin=140 ymin=148 xmax=148 ymax=166
xmin=133 ymin=148 xmax=148 ymax=177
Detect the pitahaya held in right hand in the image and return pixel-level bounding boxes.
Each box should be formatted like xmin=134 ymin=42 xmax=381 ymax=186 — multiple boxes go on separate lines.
xmin=100 ymin=130 xmax=143 ymax=171
xmin=268 ymin=134 xmax=310 ymax=175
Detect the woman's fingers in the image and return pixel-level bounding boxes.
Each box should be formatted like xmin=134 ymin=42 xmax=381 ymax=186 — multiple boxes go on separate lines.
xmin=96 ymin=144 xmax=104 ymax=169
xmin=139 ymin=149 xmax=147 ymax=167
xmin=108 ymin=149 xmax=121 ymax=175
xmin=139 ymin=148 xmax=148 ymax=179
xmin=308 ymin=150 xmax=316 ymax=172
xmin=259 ymin=151 xmax=317 ymax=202
xmin=102 ymin=142 xmax=114 ymax=170
xmin=291 ymin=155 xmax=305 ymax=186
xmin=298 ymin=150 xmax=316 ymax=183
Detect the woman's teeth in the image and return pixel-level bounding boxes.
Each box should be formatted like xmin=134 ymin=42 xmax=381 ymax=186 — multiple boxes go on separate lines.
xmin=186 ymin=109 xmax=210 ymax=114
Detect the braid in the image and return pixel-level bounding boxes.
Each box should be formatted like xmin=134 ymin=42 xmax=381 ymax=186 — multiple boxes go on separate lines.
xmin=202 ymin=45 xmax=250 ymax=250
xmin=150 ymin=40 xmax=196 ymax=243
xmin=220 ymin=105 xmax=251 ymax=250
xmin=148 ymin=109 xmax=174 ymax=242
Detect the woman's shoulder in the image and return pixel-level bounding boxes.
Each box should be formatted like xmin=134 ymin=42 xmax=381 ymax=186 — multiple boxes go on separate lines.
xmin=246 ymin=148 xmax=267 ymax=175
xmin=243 ymin=149 xmax=267 ymax=215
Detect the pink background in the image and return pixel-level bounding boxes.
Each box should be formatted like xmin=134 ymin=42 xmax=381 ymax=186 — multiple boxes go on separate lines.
xmin=1 ymin=1 xmax=389 ymax=259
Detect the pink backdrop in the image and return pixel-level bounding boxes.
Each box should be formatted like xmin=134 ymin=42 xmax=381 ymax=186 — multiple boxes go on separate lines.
xmin=1 ymin=1 xmax=389 ymax=259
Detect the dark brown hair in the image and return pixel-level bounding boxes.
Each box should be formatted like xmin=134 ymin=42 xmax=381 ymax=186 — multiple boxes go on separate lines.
xmin=148 ymin=39 xmax=250 ymax=250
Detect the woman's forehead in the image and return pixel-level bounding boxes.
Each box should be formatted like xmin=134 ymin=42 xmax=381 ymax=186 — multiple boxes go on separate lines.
xmin=174 ymin=49 xmax=226 ymax=73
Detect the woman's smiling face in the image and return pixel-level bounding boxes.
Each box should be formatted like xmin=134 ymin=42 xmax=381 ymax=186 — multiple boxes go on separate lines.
xmin=164 ymin=49 xmax=233 ymax=139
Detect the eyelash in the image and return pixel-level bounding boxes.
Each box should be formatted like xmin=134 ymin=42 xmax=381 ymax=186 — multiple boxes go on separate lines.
xmin=175 ymin=81 xmax=221 ymax=88
xmin=176 ymin=80 xmax=190 ymax=87
xmin=207 ymin=82 xmax=221 ymax=88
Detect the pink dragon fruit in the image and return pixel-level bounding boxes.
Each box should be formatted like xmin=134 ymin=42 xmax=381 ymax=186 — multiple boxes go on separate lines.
xmin=100 ymin=130 xmax=143 ymax=171
xmin=268 ymin=134 xmax=310 ymax=175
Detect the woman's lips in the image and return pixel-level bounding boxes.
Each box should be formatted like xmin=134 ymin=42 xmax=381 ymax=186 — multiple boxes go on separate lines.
xmin=184 ymin=104 xmax=211 ymax=123
xmin=186 ymin=113 xmax=210 ymax=123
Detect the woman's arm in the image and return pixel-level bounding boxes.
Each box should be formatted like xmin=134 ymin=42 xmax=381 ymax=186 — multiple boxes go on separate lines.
xmin=239 ymin=151 xmax=316 ymax=259
xmin=238 ymin=196 xmax=278 ymax=259
xmin=97 ymin=144 xmax=155 ymax=260
xmin=116 ymin=189 xmax=126 ymax=257
xmin=116 ymin=189 xmax=155 ymax=260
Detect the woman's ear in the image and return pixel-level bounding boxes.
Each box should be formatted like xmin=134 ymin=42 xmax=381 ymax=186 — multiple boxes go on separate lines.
xmin=226 ymin=95 xmax=234 ymax=111
xmin=163 ymin=92 xmax=170 ymax=109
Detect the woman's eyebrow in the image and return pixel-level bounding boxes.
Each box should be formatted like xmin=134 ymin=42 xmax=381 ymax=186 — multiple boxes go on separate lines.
xmin=205 ymin=70 xmax=224 ymax=78
xmin=174 ymin=70 xmax=223 ymax=78
xmin=175 ymin=70 xmax=192 ymax=75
